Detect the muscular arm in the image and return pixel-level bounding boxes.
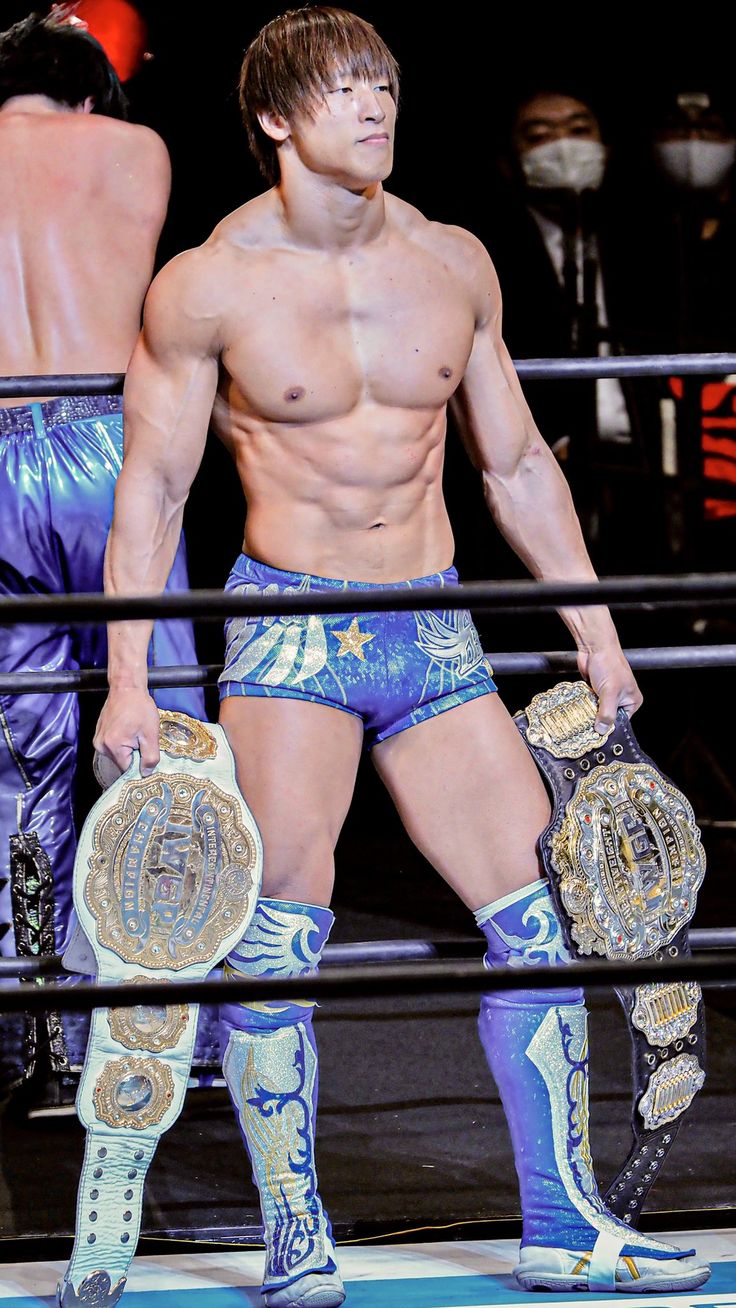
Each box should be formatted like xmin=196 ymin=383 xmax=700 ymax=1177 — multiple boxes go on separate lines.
xmin=96 ymin=251 xmax=220 ymax=771
xmin=451 ymin=235 xmax=641 ymax=726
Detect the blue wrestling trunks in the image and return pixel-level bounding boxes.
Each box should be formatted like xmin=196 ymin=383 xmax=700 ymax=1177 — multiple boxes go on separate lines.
xmin=219 ymin=554 xmax=496 ymax=747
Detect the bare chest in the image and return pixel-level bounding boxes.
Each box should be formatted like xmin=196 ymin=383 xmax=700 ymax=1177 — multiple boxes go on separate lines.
xmin=220 ymin=248 xmax=475 ymax=423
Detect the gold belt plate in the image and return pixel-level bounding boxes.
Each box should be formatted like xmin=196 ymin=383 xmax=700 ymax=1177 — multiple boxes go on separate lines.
xmin=94 ymin=1055 xmax=175 ymax=1130
xmin=549 ymin=761 xmax=706 ymax=959
xmin=631 ymin=981 xmax=701 ymax=1047
xmin=525 ymin=681 xmax=614 ymax=757
xmin=85 ymin=773 xmax=258 ymax=970
xmin=638 ymin=1053 xmax=705 ymax=1130
xmin=107 ymin=977 xmax=190 ymax=1052
xmin=158 ymin=711 xmax=218 ymax=762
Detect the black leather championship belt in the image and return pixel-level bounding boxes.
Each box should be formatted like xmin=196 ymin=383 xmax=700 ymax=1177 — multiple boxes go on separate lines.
xmin=515 ymin=680 xmax=707 ymax=1227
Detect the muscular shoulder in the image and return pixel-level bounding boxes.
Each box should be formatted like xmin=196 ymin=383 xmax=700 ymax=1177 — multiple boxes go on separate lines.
xmin=148 ymin=193 xmax=276 ymax=310
xmin=88 ymin=115 xmax=167 ymax=155
xmin=37 ymin=114 xmax=170 ymax=175
xmin=142 ymin=243 xmax=227 ymax=359
xmin=87 ymin=117 xmax=170 ymax=213
xmin=387 ymin=194 xmax=499 ymax=328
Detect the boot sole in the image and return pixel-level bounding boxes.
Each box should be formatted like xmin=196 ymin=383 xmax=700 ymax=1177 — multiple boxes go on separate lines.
xmin=264 ymin=1293 xmax=345 ymax=1308
xmin=517 ymin=1268 xmax=712 ymax=1294
xmin=264 ymin=1286 xmax=345 ymax=1307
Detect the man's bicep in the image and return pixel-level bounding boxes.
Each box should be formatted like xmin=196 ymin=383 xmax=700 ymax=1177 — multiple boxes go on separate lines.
xmin=454 ymin=319 xmax=539 ymax=477
xmin=122 ymin=266 xmax=220 ymax=495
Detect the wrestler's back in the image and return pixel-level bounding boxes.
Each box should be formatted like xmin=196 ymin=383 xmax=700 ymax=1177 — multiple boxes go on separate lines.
xmin=209 ymin=192 xmax=480 ymax=581
xmin=0 ymin=111 xmax=168 ymax=399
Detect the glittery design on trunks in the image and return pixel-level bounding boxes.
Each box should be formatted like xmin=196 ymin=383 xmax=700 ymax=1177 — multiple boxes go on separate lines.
xmin=218 ymin=554 xmax=496 ymax=747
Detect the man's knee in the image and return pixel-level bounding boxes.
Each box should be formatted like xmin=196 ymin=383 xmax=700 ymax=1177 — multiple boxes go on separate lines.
xmin=258 ymin=827 xmax=336 ymax=904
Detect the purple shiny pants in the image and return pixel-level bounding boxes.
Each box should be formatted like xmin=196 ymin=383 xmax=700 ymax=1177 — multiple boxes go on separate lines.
xmin=0 ymin=396 xmax=208 ymax=1090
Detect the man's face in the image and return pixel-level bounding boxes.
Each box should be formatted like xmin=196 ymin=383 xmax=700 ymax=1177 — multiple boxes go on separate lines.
xmin=286 ymin=66 xmax=397 ymax=186
xmin=512 ymin=93 xmax=602 ymax=159
xmin=651 ymin=93 xmax=736 ymax=191
xmin=654 ymin=97 xmax=733 ymax=145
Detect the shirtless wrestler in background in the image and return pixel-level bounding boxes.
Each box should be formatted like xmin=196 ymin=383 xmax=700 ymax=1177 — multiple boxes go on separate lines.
xmin=0 ymin=8 xmax=204 ymax=1110
xmin=93 ymin=7 xmax=709 ymax=1304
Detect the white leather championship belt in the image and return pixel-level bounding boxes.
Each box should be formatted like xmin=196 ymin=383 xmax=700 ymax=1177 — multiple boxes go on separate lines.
xmin=515 ymin=681 xmax=707 ymax=1227
xmin=57 ymin=712 xmax=262 ymax=1308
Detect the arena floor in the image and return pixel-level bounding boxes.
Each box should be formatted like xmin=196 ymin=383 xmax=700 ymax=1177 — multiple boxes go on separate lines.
xmin=1 ymin=1230 xmax=735 ymax=1306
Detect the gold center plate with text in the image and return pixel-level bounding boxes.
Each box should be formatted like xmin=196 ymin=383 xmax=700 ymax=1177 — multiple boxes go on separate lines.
xmin=549 ymin=761 xmax=706 ymax=959
xmin=85 ymin=774 xmax=258 ymax=970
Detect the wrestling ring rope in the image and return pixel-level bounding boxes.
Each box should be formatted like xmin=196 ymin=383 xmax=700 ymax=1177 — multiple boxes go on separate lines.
xmin=2 ymin=352 xmax=736 ymax=1012
xmin=2 ymin=352 xmax=735 ymax=1291
xmin=3 ymin=350 xmax=736 ymax=397
xmin=0 ymin=951 xmax=733 ymax=1015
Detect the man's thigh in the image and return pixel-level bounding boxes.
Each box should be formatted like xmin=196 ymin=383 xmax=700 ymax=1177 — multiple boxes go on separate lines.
xmin=219 ymin=695 xmax=363 ymax=905
xmin=373 ymin=691 xmax=551 ymax=910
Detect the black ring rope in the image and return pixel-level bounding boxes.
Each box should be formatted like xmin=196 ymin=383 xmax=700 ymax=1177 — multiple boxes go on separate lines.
xmin=516 ymin=352 xmax=736 ymax=379
xmin=1 ymin=927 xmax=733 ymax=982
xmin=4 ymin=353 xmax=736 ymax=398
xmin=1 ymin=951 xmax=735 ymax=1014
xmin=4 ymin=362 xmax=735 ymax=1009
xmin=1 ymin=644 xmax=734 ymax=696
xmin=5 ymin=573 xmax=736 ymax=625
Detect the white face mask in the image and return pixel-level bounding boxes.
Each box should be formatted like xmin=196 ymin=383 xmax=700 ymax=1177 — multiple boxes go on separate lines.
xmin=653 ymin=139 xmax=736 ymax=190
xmin=520 ymin=137 xmax=607 ymax=192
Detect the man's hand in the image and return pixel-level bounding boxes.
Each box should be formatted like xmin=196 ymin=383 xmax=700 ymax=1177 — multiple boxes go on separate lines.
xmin=577 ymin=645 xmax=642 ymax=734
xmin=93 ymin=688 xmax=161 ymax=777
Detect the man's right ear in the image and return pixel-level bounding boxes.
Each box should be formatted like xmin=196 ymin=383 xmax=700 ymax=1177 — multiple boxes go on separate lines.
xmin=258 ymin=109 xmax=290 ymax=143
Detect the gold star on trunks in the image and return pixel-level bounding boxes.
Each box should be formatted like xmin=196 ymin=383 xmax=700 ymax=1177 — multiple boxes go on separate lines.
xmin=332 ymin=617 xmax=375 ymax=661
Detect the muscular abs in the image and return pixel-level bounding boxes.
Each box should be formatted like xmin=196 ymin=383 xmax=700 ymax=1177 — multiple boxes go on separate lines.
xmin=213 ymin=220 xmax=476 ymax=581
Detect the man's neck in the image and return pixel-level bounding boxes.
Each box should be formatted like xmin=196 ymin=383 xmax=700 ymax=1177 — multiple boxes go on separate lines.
xmin=276 ymin=169 xmax=387 ymax=251
xmin=0 ymin=94 xmax=79 ymax=116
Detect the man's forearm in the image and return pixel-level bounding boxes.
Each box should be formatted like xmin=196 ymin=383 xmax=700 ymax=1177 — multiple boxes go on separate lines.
xmin=482 ymin=444 xmax=619 ymax=651
xmin=104 ymin=473 xmax=185 ymax=689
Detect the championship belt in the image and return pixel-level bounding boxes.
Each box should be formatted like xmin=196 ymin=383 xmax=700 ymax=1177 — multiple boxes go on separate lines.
xmin=515 ymin=681 xmax=707 ymax=1227
xmin=57 ymin=711 xmax=262 ymax=1308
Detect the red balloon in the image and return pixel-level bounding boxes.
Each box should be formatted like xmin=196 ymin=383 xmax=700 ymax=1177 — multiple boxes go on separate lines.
xmin=73 ymin=0 xmax=148 ymax=83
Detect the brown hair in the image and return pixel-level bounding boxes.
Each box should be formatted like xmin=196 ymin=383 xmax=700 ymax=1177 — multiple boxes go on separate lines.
xmin=240 ymin=6 xmax=400 ymax=185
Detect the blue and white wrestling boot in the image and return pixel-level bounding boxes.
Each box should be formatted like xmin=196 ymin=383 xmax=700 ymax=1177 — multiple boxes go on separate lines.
xmin=221 ymin=897 xmax=345 ymax=1308
xmin=475 ymin=878 xmax=711 ymax=1294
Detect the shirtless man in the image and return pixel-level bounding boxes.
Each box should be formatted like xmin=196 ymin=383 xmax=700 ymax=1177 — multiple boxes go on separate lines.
xmin=93 ymin=7 xmax=709 ymax=1304
xmin=0 ymin=9 xmax=204 ymax=1107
